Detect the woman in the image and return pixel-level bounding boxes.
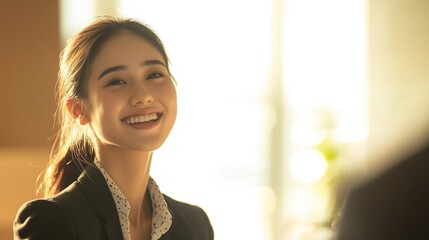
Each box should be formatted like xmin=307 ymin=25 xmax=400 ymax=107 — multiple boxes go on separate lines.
xmin=13 ymin=16 xmax=214 ymax=240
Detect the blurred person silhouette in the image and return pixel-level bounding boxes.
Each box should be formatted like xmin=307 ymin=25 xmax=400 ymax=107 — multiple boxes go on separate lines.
xmin=336 ymin=139 xmax=429 ymax=240
xmin=13 ymin=16 xmax=214 ymax=240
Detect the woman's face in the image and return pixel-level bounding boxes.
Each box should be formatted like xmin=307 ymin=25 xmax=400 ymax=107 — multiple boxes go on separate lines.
xmin=82 ymin=31 xmax=177 ymax=152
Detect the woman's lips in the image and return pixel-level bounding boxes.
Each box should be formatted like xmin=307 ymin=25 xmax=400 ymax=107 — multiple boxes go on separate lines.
xmin=122 ymin=112 xmax=162 ymax=129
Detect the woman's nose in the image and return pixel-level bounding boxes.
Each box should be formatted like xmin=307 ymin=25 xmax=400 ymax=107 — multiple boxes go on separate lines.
xmin=129 ymin=84 xmax=154 ymax=105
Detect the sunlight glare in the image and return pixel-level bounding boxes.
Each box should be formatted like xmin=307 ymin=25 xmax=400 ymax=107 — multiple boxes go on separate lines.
xmin=290 ymin=149 xmax=328 ymax=183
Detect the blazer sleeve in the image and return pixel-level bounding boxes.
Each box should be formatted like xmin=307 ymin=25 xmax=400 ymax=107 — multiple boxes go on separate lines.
xmin=13 ymin=199 xmax=76 ymax=240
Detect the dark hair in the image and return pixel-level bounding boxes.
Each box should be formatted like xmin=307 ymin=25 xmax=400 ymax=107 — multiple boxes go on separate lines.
xmin=38 ymin=16 xmax=171 ymax=197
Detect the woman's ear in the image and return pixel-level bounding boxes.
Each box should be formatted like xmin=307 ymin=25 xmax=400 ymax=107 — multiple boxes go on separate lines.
xmin=66 ymin=98 xmax=90 ymax=125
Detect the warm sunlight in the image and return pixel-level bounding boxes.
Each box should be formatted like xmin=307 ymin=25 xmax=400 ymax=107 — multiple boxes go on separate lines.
xmin=118 ymin=1 xmax=273 ymax=240
xmin=281 ymin=0 xmax=367 ymax=238
xmin=290 ymin=149 xmax=328 ymax=183
xmin=59 ymin=0 xmax=366 ymax=239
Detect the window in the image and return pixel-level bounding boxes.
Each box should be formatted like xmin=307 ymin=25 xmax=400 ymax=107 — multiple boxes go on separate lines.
xmin=60 ymin=0 xmax=367 ymax=238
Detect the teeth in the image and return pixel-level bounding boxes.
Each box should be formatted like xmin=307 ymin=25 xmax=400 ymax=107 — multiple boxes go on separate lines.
xmin=125 ymin=113 xmax=158 ymax=124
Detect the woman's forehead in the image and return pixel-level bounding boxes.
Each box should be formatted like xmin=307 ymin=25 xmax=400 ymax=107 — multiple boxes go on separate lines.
xmin=97 ymin=32 xmax=164 ymax=62
xmin=89 ymin=32 xmax=166 ymax=76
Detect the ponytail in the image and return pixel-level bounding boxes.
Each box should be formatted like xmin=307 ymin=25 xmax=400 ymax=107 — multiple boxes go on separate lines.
xmin=38 ymin=138 xmax=95 ymax=197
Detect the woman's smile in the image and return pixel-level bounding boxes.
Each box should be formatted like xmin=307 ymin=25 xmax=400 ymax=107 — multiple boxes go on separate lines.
xmin=122 ymin=112 xmax=162 ymax=130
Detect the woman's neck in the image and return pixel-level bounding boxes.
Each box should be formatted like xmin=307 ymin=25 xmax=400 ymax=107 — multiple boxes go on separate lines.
xmin=95 ymin=145 xmax=153 ymax=225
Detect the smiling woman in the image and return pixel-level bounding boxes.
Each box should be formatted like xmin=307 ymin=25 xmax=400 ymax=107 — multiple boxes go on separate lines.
xmin=13 ymin=16 xmax=214 ymax=240
xmin=80 ymin=31 xmax=177 ymax=153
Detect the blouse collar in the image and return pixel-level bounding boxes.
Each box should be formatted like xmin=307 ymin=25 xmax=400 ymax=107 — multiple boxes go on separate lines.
xmin=94 ymin=160 xmax=172 ymax=240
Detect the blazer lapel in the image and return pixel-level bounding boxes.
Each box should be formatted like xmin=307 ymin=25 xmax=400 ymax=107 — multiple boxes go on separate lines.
xmin=159 ymin=231 xmax=171 ymax=240
xmin=77 ymin=166 xmax=124 ymax=240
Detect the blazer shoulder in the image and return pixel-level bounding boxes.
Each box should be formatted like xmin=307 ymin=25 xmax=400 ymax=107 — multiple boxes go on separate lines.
xmin=164 ymin=195 xmax=214 ymax=240
xmin=14 ymin=199 xmax=76 ymax=240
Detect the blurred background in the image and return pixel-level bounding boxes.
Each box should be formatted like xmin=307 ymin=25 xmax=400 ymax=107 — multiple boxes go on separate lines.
xmin=1 ymin=0 xmax=428 ymax=239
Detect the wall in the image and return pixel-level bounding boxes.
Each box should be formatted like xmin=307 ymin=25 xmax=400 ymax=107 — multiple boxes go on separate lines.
xmin=0 ymin=1 xmax=59 ymax=238
xmin=366 ymin=0 xmax=429 ymax=173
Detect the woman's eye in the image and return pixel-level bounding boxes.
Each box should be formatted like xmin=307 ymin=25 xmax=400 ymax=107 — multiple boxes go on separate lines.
xmin=147 ymin=72 xmax=164 ymax=80
xmin=106 ymin=79 xmax=126 ymax=87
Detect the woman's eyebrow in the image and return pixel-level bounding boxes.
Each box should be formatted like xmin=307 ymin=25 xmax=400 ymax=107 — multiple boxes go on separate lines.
xmin=98 ymin=65 xmax=125 ymax=80
xmin=97 ymin=60 xmax=166 ymax=80
xmin=141 ymin=59 xmax=166 ymax=67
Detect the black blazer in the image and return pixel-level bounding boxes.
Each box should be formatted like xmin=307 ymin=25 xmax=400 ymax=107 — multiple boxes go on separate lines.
xmin=14 ymin=166 xmax=214 ymax=240
xmin=337 ymin=142 xmax=429 ymax=240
